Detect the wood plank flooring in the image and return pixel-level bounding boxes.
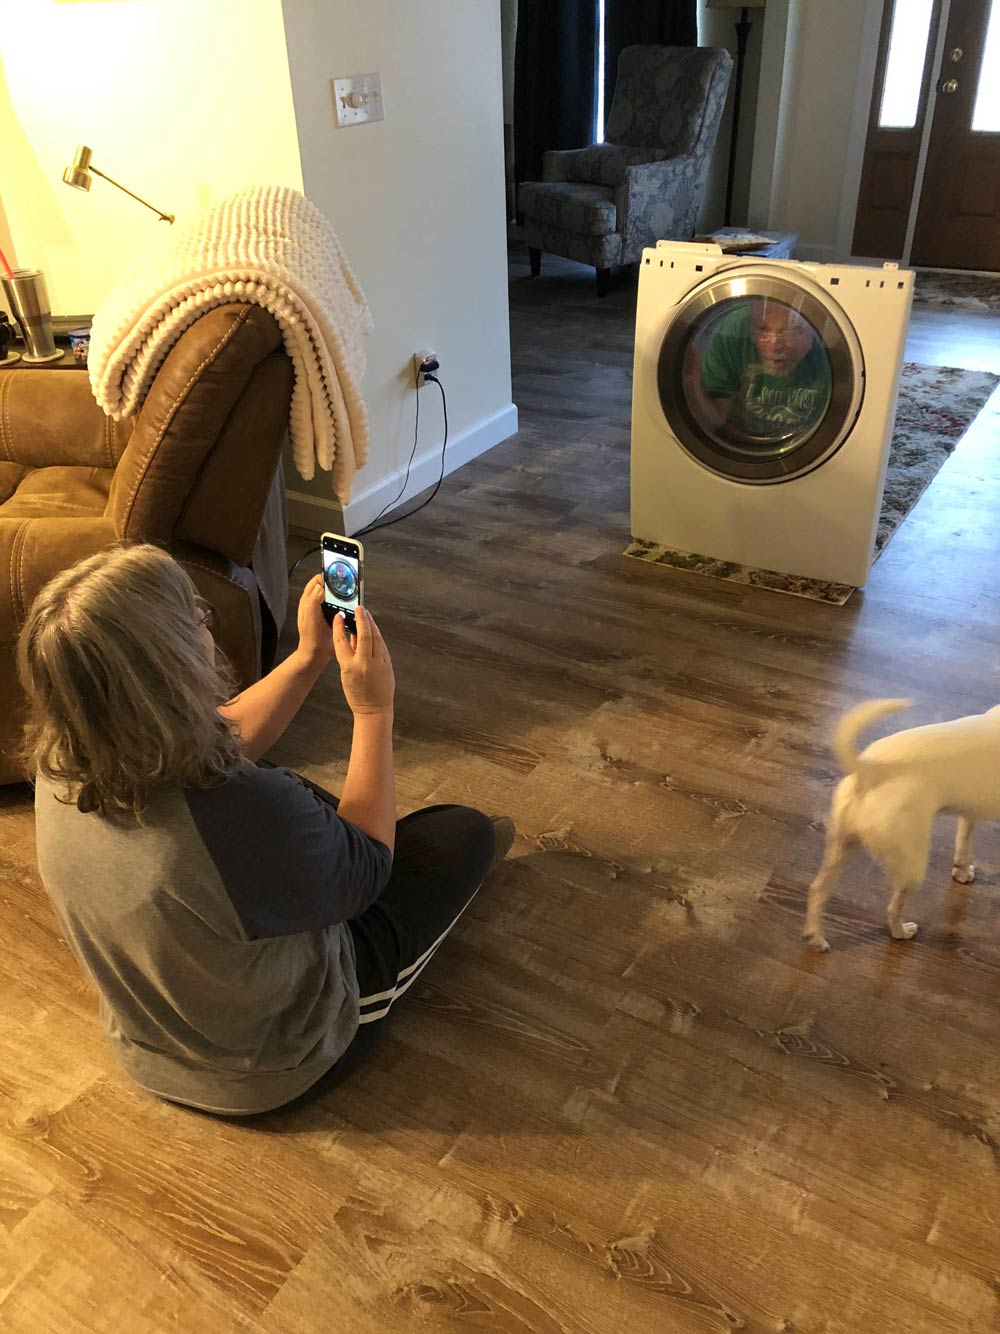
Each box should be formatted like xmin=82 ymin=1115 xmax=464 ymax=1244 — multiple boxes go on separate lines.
xmin=2 ymin=247 xmax=1000 ymax=1332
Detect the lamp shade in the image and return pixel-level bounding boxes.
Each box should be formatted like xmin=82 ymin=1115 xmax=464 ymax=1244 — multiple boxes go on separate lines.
xmin=63 ymin=145 xmax=94 ymax=192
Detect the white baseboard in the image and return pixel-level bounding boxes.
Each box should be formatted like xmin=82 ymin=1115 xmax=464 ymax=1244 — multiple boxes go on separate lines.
xmin=286 ymin=402 xmax=518 ymax=537
xmin=286 ymin=490 xmax=345 ymax=539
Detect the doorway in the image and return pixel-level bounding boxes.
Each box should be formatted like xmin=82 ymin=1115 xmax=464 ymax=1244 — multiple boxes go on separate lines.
xmin=853 ymin=0 xmax=1000 ymax=270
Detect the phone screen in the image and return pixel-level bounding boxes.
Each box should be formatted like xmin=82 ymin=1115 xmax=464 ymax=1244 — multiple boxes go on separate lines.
xmin=322 ymin=535 xmax=362 ymax=633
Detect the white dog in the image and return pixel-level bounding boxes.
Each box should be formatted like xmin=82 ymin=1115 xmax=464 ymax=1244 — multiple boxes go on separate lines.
xmin=804 ymin=699 xmax=1000 ymax=952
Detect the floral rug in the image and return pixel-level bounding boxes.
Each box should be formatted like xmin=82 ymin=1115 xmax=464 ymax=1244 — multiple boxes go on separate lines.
xmin=913 ymin=270 xmax=1000 ymax=313
xmin=624 ymin=362 xmax=999 ymax=604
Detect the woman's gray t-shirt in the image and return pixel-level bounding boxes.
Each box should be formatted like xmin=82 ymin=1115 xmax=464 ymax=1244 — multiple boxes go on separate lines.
xmin=34 ymin=760 xmax=392 ymax=1114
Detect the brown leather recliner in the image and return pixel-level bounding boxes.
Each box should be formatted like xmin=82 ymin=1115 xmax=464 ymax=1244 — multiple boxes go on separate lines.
xmin=0 ymin=303 xmax=293 ymax=784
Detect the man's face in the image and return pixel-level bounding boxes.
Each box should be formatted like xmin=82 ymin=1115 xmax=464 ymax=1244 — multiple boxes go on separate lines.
xmin=749 ymin=301 xmax=814 ymax=375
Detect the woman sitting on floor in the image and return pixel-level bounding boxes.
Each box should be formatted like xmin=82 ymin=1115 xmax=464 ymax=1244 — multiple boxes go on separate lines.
xmin=17 ymin=544 xmax=513 ymax=1116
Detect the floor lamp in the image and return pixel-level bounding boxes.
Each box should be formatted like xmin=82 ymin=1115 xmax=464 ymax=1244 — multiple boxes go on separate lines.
xmin=707 ymin=0 xmax=766 ymax=227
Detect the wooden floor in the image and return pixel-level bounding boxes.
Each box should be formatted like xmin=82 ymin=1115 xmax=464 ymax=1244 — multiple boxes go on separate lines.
xmin=2 ymin=249 xmax=1000 ymax=1333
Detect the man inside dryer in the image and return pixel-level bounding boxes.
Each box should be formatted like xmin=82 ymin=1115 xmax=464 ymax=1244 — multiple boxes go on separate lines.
xmin=688 ymin=297 xmax=832 ymax=446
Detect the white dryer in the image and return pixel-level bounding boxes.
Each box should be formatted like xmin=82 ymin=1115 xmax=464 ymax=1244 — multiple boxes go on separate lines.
xmin=630 ymin=240 xmax=913 ymax=587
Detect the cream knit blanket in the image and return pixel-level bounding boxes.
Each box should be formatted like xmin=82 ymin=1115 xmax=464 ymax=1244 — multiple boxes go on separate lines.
xmin=88 ymin=185 xmax=373 ymax=501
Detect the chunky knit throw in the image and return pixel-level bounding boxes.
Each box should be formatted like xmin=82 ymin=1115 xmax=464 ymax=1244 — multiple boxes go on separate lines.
xmin=88 ymin=185 xmax=373 ymax=500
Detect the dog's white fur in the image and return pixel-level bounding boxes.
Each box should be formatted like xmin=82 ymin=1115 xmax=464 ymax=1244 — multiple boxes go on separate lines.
xmin=804 ymin=699 xmax=1000 ymax=951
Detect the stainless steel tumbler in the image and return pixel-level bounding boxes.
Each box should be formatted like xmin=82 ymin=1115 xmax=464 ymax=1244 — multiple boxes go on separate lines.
xmin=1 ymin=269 xmax=63 ymax=364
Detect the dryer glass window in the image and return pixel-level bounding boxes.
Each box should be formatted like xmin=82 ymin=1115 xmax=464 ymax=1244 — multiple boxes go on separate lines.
xmin=657 ymin=271 xmax=862 ymax=484
xmin=681 ymin=296 xmax=833 ymax=458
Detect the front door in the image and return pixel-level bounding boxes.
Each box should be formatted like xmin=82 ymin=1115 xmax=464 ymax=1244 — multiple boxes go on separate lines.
xmin=911 ymin=0 xmax=1000 ymax=269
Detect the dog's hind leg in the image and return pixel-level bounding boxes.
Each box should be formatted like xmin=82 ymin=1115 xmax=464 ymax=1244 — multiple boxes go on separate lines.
xmin=886 ymin=878 xmax=920 ymax=940
xmin=804 ymin=778 xmax=853 ymax=953
xmin=881 ymin=829 xmax=931 ymax=941
xmin=951 ymin=817 xmax=976 ymax=884
xmin=855 ymin=788 xmax=932 ymax=942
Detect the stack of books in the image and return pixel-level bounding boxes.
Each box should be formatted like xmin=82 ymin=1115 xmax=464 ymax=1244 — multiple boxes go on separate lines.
xmin=693 ymin=230 xmax=775 ymax=252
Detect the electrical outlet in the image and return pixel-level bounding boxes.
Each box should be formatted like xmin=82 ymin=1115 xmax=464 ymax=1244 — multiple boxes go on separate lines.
xmin=413 ymin=348 xmax=439 ymax=386
xmin=332 ymin=74 xmax=385 ymax=127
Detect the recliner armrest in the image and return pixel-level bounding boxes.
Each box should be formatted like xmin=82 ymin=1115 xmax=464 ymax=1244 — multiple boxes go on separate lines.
xmin=0 ymin=368 xmax=130 ymax=469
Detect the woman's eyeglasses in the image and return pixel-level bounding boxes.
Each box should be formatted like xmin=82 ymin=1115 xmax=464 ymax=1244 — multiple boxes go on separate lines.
xmin=194 ymin=596 xmax=215 ymax=631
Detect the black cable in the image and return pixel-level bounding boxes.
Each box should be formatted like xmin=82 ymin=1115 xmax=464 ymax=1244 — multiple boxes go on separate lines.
xmin=288 ymin=544 xmax=320 ymax=579
xmin=359 ymin=374 xmax=448 ymax=537
xmin=286 ymin=371 xmax=448 ymax=578
xmin=358 ymin=363 xmax=422 ymax=534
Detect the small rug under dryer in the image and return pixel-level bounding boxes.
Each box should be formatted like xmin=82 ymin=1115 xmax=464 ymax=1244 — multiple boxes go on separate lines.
xmin=623 ymin=541 xmax=856 ymax=604
xmin=624 ymin=362 xmax=999 ymax=604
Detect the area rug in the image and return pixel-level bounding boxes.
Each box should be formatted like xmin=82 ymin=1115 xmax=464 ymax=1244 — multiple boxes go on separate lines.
xmin=624 ymin=362 xmax=999 ymax=604
xmin=913 ymin=270 xmax=1000 ymax=313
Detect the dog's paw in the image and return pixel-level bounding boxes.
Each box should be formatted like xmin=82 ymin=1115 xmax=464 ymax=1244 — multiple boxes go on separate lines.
xmin=890 ymin=920 xmax=919 ymax=940
xmin=803 ymin=930 xmax=830 ymax=953
xmin=951 ymin=863 xmax=976 ymax=885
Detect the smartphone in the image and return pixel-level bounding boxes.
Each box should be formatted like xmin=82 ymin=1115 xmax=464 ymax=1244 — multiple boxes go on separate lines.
xmin=321 ymin=532 xmax=364 ymax=636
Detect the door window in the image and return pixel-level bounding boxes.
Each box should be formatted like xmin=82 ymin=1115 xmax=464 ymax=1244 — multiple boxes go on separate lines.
xmin=972 ymin=0 xmax=1000 ymax=131
xmin=879 ymin=0 xmax=936 ymax=128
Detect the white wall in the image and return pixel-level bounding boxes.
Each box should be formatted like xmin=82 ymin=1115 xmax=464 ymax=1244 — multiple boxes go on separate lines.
xmin=748 ymin=0 xmax=882 ymax=262
xmin=280 ymin=0 xmax=515 ymax=532
xmin=0 ymin=0 xmax=303 ymax=314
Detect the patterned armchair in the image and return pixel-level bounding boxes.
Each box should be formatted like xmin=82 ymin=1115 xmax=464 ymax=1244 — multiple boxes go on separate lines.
xmin=518 ymin=45 xmax=732 ymax=296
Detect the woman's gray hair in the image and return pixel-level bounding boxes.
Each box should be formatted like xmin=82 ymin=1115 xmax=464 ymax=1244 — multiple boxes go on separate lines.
xmin=17 ymin=544 xmax=241 ymax=819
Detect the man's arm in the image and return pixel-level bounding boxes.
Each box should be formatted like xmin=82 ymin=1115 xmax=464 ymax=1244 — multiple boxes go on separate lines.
xmin=682 ymin=345 xmax=735 ymax=431
xmin=220 ymin=576 xmax=334 ymax=761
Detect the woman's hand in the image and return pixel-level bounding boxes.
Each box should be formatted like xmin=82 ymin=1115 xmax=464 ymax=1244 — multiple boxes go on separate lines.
xmin=334 ymin=605 xmax=395 ymax=717
xmin=295 ymin=575 xmax=337 ymax=669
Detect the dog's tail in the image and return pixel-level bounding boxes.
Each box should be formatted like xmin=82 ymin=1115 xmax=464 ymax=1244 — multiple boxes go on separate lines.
xmin=834 ymin=698 xmax=912 ymax=773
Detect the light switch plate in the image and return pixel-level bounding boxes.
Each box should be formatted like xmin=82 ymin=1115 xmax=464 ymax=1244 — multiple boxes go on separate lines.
xmin=332 ymin=73 xmax=385 ymax=127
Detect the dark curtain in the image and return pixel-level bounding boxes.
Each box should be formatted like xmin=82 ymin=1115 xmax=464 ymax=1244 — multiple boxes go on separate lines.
xmin=604 ymin=0 xmax=698 ymax=110
xmin=513 ymin=0 xmax=599 ymax=186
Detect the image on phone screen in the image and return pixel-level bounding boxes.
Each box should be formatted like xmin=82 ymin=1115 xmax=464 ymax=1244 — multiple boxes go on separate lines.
xmin=322 ymin=538 xmax=361 ymax=633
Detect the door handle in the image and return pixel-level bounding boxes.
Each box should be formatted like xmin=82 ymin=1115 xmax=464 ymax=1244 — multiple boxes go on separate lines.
xmin=940 ymin=78 xmax=959 ymax=93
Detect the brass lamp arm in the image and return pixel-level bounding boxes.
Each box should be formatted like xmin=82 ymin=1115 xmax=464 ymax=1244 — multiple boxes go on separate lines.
xmin=89 ymin=165 xmax=175 ymax=224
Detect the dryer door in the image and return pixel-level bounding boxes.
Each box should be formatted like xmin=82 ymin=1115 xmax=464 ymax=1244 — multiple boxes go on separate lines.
xmin=657 ymin=273 xmax=863 ymax=484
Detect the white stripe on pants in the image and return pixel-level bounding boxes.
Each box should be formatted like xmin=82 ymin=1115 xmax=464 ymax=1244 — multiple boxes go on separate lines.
xmin=355 ymin=892 xmax=478 ymax=1023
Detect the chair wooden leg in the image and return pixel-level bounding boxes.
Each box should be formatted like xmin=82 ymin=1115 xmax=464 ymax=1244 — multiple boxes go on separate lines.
xmin=596 ymin=267 xmax=610 ymax=298
xmin=529 ymin=247 xmax=542 ymax=277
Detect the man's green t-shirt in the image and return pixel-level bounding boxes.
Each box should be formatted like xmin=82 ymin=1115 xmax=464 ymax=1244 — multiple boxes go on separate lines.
xmin=698 ymin=304 xmax=831 ymax=442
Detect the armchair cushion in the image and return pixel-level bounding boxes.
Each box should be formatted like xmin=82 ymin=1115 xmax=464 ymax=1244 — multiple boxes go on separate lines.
xmin=518 ymin=180 xmax=619 ymax=237
xmin=0 ymin=368 xmax=130 ymax=470
xmin=0 ymin=463 xmax=29 ymax=504
xmin=0 ymin=465 xmax=112 ymax=520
